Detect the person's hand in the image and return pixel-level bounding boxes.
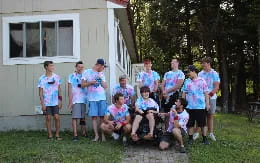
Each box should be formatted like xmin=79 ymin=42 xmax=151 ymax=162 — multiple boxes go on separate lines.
xmin=206 ymin=103 xmax=210 ymax=111
xmin=90 ymin=80 xmax=97 ymax=85
xmin=42 ymin=105 xmax=46 ymax=111
xmin=58 ymin=101 xmax=62 ymax=109
xmin=68 ymin=102 xmax=72 ymax=111
xmin=115 ymin=123 xmax=122 ymax=130
xmin=171 ymin=108 xmax=177 ymax=114
xmin=139 ymin=110 xmax=144 ymax=115
xmin=107 ymin=121 xmax=114 ymax=128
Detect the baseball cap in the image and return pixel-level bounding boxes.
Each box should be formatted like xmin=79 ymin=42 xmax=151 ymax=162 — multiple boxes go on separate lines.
xmin=184 ymin=65 xmax=198 ymax=73
xmin=96 ymin=58 xmax=107 ymax=67
xmin=143 ymin=59 xmax=151 ymax=64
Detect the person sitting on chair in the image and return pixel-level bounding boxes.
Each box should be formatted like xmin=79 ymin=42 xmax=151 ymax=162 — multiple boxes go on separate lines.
xmin=131 ymin=86 xmax=159 ymax=141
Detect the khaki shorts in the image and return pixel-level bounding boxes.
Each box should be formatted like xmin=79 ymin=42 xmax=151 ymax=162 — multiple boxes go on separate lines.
xmin=208 ymin=99 xmax=217 ymax=114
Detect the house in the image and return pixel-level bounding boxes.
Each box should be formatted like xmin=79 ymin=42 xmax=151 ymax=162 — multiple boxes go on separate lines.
xmin=0 ymin=0 xmax=137 ymax=131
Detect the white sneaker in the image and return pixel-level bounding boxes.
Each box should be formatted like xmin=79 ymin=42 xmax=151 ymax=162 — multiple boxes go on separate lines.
xmin=112 ymin=132 xmax=119 ymax=140
xmin=123 ymin=136 xmax=127 ymax=142
xmin=193 ymin=132 xmax=199 ymax=140
xmin=209 ymin=133 xmax=216 ymax=141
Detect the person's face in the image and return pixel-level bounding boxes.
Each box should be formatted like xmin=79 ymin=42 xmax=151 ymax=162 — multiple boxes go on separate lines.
xmin=46 ymin=64 xmax=54 ymax=72
xmin=76 ymin=64 xmax=84 ymax=74
xmin=96 ymin=64 xmax=104 ymax=72
xmin=116 ymin=96 xmax=125 ymax=105
xmin=175 ymin=99 xmax=183 ymax=111
xmin=141 ymin=91 xmax=150 ymax=99
xmin=171 ymin=59 xmax=179 ymax=69
xmin=144 ymin=63 xmax=152 ymax=71
xmin=201 ymin=62 xmax=211 ymax=71
xmin=119 ymin=78 xmax=127 ymax=87
xmin=187 ymin=71 xmax=196 ymax=79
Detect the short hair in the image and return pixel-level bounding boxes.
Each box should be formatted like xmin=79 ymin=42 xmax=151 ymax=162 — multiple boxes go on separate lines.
xmin=178 ymin=98 xmax=187 ymax=108
xmin=119 ymin=75 xmax=127 ymax=81
xmin=43 ymin=61 xmax=53 ymax=69
xmin=172 ymin=58 xmax=179 ymax=62
xmin=75 ymin=61 xmax=83 ymax=67
xmin=114 ymin=93 xmax=124 ymax=102
xmin=201 ymin=57 xmax=212 ymax=64
xmin=140 ymin=86 xmax=150 ymax=93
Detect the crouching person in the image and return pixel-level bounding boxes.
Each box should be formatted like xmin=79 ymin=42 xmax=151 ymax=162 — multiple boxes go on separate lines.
xmin=131 ymin=86 xmax=159 ymax=141
xmin=101 ymin=93 xmax=131 ymax=143
xmin=159 ymin=98 xmax=189 ymax=153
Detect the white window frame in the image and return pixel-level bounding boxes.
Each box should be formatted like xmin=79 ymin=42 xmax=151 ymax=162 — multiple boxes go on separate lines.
xmin=2 ymin=13 xmax=80 ymax=65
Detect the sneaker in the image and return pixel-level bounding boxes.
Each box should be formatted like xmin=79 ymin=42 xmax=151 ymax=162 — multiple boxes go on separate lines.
xmin=202 ymin=138 xmax=210 ymax=145
xmin=209 ymin=133 xmax=216 ymax=141
xmin=112 ymin=132 xmax=120 ymax=140
xmin=180 ymin=146 xmax=186 ymax=153
xmin=72 ymin=136 xmax=79 ymax=142
xmin=188 ymin=139 xmax=193 ymax=145
xmin=193 ymin=132 xmax=199 ymax=140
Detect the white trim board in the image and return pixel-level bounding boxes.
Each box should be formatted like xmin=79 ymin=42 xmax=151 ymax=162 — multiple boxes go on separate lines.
xmin=2 ymin=13 xmax=80 ymax=65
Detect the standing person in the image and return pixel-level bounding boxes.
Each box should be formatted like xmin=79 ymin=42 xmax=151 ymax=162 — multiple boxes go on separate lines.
xmin=197 ymin=57 xmax=220 ymax=141
xmin=68 ymin=61 xmax=88 ymax=141
xmin=181 ymin=65 xmax=210 ymax=145
xmin=112 ymin=75 xmax=135 ymax=113
xmin=81 ymin=59 xmax=108 ymax=142
xmin=101 ymin=93 xmax=132 ymax=144
xmin=137 ymin=59 xmax=160 ymax=105
xmin=38 ymin=61 xmax=62 ymax=140
xmin=161 ymin=58 xmax=185 ymax=112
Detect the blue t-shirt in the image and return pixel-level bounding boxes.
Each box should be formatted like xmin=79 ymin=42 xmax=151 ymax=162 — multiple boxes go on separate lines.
xmin=137 ymin=70 xmax=160 ymax=92
xmin=112 ymin=84 xmax=135 ymax=105
xmin=163 ymin=70 xmax=185 ymax=96
xmin=135 ymin=97 xmax=159 ymax=112
xmin=68 ymin=72 xmax=87 ymax=104
xmin=105 ymin=104 xmax=130 ymax=123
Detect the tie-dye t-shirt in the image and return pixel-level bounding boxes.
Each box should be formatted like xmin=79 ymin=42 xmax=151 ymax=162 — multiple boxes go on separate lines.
xmin=112 ymin=84 xmax=135 ymax=105
xmin=135 ymin=97 xmax=159 ymax=112
xmin=163 ymin=70 xmax=185 ymax=96
xmin=181 ymin=78 xmax=209 ymax=109
xmin=68 ymin=72 xmax=87 ymax=104
xmin=82 ymin=69 xmax=106 ymax=101
xmin=105 ymin=104 xmax=130 ymax=123
xmin=37 ymin=73 xmax=62 ymax=106
xmin=167 ymin=109 xmax=189 ymax=133
xmin=137 ymin=70 xmax=160 ymax=92
xmin=198 ymin=69 xmax=220 ymax=99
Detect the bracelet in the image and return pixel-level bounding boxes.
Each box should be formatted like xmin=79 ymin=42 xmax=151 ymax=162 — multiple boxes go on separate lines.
xmin=58 ymin=96 xmax=62 ymax=101
xmin=208 ymin=92 xmax=214 ymax=97
xmin=121 ymin=122 xmax=127 ymax=126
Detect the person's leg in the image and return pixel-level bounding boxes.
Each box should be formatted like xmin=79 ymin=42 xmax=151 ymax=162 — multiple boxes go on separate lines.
xmin=80 ymin=118 xmax=86 ymax=136
xmin=99 ymin=100 xmax=107 ymax=141
xmin=131 ymin=115 xmax=143 ymax=140
xmin=123 ymin=124 xmax=132 ymax=135
xmin=54 ymin=114 xmax=61 ymax=138
xmin=187 ymin=110 xmax=195 ymax=144
xmin=72 ymin=118 xmax=78 ymax=137
xmin=208 ymin=99 xmax=217 ymax=141
xmin=172 ymin=128 xmax=184 ymax=147
xmin=145 ymin=113 xmax=155 ymax=136
xmin=99 ymin=116 xmax=106 ymax=141
xmin=46 ymin=115 xmax=52 ymax=138
xmin=88 ymin=101 xmax=99 ymax=141
xmin=100 ymin=123 xmax=114 ymax=134
xmin=198 ymin=110 xmax=209 ymax=144
xmin=92 ymin=116 xmax=99 ymax=141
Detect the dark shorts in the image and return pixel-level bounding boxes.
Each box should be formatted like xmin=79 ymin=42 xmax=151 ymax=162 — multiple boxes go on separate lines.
xmin=45 ymin=106 xmax=59 ymax=116
xmin=187 ymin=109 xmax=207 ymax=127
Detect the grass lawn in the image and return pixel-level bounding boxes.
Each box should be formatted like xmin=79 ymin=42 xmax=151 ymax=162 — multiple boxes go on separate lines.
xmin=0 ymin=131 xmax=124 ymax=163
xmin=0 ymin=113 xmax=259 ymax=163
xmin=188 ymin=113 xmax=260 ymax=163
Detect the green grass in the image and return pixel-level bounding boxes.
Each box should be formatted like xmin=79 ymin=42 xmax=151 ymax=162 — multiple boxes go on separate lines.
xmin=188 ymin=113 xmax=260 ymax=163
xmin=0 ymin=131 xmax=124 ymax=163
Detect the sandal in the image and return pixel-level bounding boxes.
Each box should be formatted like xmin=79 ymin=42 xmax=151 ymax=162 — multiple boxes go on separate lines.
xmin=143 ymin=133 xmax=153 ymax=140
xmin=55 ymin=136 xmax=63 ymax=141
xmin=47 ymin=136 xmax=53 ymax=140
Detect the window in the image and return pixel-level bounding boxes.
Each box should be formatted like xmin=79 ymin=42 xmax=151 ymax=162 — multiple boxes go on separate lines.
xmin=3 ymin=14 xmax=80 ymax=65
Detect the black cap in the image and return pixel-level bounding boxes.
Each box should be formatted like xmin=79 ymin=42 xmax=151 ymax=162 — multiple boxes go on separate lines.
xmin=184 ymin=65 xmax=198 ymax=73
xmin=96 ymin=58 xmax=107 ymax=67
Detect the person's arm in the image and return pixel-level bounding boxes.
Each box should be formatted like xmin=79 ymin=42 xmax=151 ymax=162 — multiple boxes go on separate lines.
xmin=205 ymin=92 xmax=210 ymax=110
xmin=130 ymin=96 xmax=135 ymax=108
xmin=182 ymin=92 xmax=186 ymax=99
xmin=166 ymin=79 xmax=184 ymax=94
xmin=161 ymin=80 xmax=167 ymax=96
xmin=153 ymin=80 xmax=159 ymax=92
xmin=39 ymin=88 xmax=46 ymax=111
xmin=135 ymin=105 xmax=144 ymax=114
xmin=68 ymin=83 xmax=73 ymax=110
xmin=58 ymin=85 xmax=62 ymax=109
xmin=209 ymin=82 xmax=220 ymax=97
xmin=101 ymin=81 xmax=108 ymax=89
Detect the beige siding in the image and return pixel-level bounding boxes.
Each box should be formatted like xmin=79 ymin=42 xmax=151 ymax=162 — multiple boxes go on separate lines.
xmin=0 ymin=9 xmax=109 ymax=116
xmin=1 ymin=0 xmax=107 ymax=13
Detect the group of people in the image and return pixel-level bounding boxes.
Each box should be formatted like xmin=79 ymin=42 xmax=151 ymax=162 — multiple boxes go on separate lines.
xmin=38 ymin=57 xmax=220 ymax=153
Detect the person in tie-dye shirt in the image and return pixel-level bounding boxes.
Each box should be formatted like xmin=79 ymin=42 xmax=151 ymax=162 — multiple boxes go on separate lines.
xmin=112 ymin=75 xmax=135 ymax=111
xmin=38 ymin=61 xmax=62 ymax=140
xmin=181 ymin=65 xmax=210 ymax=145
xmin=161 ymin=58 xmax=185 ymax=112
xmin=197 ymin=57 xmax=220 ymax=141
xmin=131 ymin=86 xmax=159 ymax=141
xmin=137 ymin=59 xmax=160 ymax=104
xmin=101 ymin=93 xmax=131 ymax=143
xmin=68 ymin=61 xmax=87 ymax=141
xmin=81 ymin=58 xmax=108 ymax=142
